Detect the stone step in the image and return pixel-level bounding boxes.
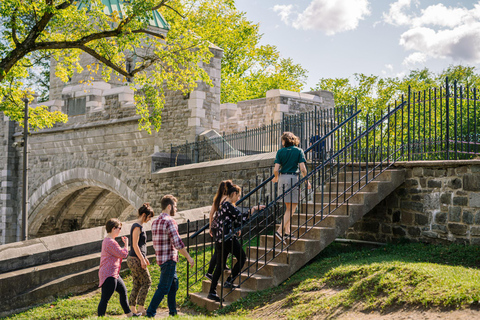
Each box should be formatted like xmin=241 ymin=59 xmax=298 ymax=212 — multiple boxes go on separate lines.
xmin=334 ymin=169 xmax=398 ymax=182
xmin=246 ymin=246 xmax=304 ymax=265
xmin=310 ymin=191 xmax=369 ymax=205
xmin=323 ymin=180 xmax=389 ymax=193
xmin=259 ymin=234 xmax=324 ymax=254
xmin=274 ymin=224 xmax=337 ymax=241
xmin=299 ymin=202 xmax=364 ymax=217
xmin=201 ymin=279 xmax=255 ymax=300
xmin=189 ymin=292 xmax=231 ymax=312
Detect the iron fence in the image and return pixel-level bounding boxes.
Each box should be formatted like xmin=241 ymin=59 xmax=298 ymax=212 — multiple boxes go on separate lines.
xmin=169 ymin=105 xmax=356 ymax=166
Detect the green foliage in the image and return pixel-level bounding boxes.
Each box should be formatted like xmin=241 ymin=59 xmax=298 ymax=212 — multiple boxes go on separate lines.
xmin=186 ymin=0 xmax=307 ymax=104
xmin=0 ymin=0 xmax=214 ymax=132
xmin=0 ymin=0 xmax=306 ymax=132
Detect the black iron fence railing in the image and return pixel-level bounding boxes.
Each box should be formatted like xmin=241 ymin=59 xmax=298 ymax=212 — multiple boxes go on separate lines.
xmin=184 ymin=78 xmax=480 ymax=307
xmin=184 ymin=105 xmax=361 ymax=305
xmin=169 ymin=104 xmax=355 ymax=167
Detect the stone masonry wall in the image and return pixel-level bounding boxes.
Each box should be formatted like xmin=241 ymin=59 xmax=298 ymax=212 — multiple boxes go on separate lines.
xmin=220 ymin=89 xmax=334 ymax=135
xmin=346 ymin=161 xmax=480 ymax=245
xmin=0 ymin=114 xmax=19 ymax=243
xmin=147 ymin=153 xmax=276 ymax=211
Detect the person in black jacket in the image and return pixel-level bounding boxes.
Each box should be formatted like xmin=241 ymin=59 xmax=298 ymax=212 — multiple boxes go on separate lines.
xmin=207 ymin=184 xmax=264 ymax=302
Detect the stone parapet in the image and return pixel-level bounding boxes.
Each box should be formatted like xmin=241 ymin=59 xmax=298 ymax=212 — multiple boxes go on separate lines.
xmin=346 ymin=160 xmax=480 ymax=245
xmin=220 ymin=89 xmax=334 ymax=135
xmin=148 ymin=152 xmax=276 ymax=211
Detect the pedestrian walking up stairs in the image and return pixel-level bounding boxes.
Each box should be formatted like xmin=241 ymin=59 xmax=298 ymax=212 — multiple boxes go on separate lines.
xmin=187 ymin=102 xmax=408 ymax=311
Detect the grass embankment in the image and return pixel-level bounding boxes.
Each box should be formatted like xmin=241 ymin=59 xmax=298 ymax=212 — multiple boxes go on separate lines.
xmin=7 ymin=242 xmax=480 ymax=319
xmin=221 ymin=242 xmax=480 ymax=319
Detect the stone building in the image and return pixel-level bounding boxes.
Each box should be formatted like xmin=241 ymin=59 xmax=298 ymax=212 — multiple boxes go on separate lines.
xmin=0 ymin=4 xmax=334 ymax=244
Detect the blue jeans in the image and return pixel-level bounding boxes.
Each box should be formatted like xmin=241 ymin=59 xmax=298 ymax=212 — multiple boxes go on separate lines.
xmin=146 ymin=260 xmax=178 ymax=317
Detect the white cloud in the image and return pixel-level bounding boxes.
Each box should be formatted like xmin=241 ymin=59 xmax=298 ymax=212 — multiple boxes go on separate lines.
xmin=273 ymin=0 xmax=370 ymax=35
xmin=385 ymin=64 xmax=394 ymax=71
xmin=273 ymin=5 xmax=293 ymax=25
xmin=403 ymin=52 xmax=427 ymax=66
xmin=383 ymin=1 xmax=480 ymax=64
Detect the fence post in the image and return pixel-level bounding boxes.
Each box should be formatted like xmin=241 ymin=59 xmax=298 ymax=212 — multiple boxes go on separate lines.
xmin=407 ymin=86 xmax=411 ymax=161
xmin=454 ymin=80 xmax=458 ymax=160
xmin=446 ymin=77 xmax=450 ymax=160
xmin=244 ymin=126 xmax=247 ymax=154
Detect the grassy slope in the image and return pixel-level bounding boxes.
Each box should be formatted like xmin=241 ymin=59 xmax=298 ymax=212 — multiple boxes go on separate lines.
xmin=7 ymin=242 xmax=480 ymax=319
xmin=221 ymin=242 xmax=480 ymax=319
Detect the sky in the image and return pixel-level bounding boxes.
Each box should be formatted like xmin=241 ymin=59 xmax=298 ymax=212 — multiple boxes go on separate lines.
xmin=235 ymin=0 xmax=480 ymax=89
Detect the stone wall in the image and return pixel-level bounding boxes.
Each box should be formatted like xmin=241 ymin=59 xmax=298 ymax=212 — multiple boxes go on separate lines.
xmin=346 ymin=160 xmax=480 ymax=245
xmin=147 ymin=152 xmax=276 ymax=211
xmin=0 ymin=114 xmax=19 ymax=243
xmin=220 ymin=89 xmax=334 ymax=135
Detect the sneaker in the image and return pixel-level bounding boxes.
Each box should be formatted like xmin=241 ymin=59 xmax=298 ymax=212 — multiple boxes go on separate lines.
xmin=223 ymin=280 xmax=238 ymax=289
xmin=131 ymin=313 xmax=142 ymax=317
xmin=205 ymin=273 xmax=213 ymax=281
xmin=207 ymin=292 xmax=223 ymax=302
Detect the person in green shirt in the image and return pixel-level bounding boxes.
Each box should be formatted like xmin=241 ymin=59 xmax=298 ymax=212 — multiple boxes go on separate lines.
xmin=272 ymin=132 xmax=311 ymax=242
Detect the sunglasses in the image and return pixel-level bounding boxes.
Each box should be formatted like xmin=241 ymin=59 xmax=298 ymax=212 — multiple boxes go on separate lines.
xmin=116 ymin=226 xmax=122 ymax=230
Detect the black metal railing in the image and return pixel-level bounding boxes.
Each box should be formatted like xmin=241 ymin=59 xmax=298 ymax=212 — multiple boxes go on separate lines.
xmin=184 ymin=105 xmax=361 ymax=304
xmin=184 ymin=78 xmax=480 ymax=307
xmin=170 ymin=105 xmax=355 ymax=166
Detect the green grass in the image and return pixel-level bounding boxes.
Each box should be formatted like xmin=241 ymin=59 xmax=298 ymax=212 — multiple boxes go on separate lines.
xmin=7 ymin=242 xmax=480 ymax=319
xmin=7 ymin=248 xmax=216 ymax=320
xmin=221 ymin=242 xmax=480 ymax=319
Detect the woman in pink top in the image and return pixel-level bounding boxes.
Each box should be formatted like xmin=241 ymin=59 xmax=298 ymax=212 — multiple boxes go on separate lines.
xmin=98 ymin=218 xmax=140 ymax=317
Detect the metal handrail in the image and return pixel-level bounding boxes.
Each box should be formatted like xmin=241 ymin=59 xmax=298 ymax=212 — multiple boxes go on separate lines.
xmin=188 ymin=108 xmax=361 ymax=240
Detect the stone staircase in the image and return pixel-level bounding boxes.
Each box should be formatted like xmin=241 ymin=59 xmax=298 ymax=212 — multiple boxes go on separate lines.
xmin=189 ymin=167 xmax=406 ymax=311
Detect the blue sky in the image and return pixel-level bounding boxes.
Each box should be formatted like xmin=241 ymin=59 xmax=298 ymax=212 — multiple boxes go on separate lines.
xmin=235 ymin=0 xmax=480 ymax=89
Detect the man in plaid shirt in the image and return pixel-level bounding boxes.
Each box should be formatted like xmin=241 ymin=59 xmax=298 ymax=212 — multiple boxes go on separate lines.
xmin=146 ymin=195 xmax=194 ymax=318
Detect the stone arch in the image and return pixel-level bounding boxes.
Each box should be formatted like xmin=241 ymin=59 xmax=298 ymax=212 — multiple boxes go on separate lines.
xmin=28 ymin=167 xmax=144 ymax=237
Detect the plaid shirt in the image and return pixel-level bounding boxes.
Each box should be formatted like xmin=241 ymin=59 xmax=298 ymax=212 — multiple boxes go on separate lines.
xmin=151 ymin=212 xmax=185 ymax=266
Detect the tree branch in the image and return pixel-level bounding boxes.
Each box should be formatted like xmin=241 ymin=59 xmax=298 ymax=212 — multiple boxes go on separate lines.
xmin=11 ymin=9 xmax=19 ymax=46
xmin=131 ymin=29 xmax=166 ymax=39
xmin=163 ymin=4 xmax=185 ymax=18
xmin=78 ymin=44 xmax=130 ymax=77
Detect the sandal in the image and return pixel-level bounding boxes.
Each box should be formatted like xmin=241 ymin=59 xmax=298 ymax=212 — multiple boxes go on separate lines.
xmin=275 ymin=231 xmax=286 ymax=245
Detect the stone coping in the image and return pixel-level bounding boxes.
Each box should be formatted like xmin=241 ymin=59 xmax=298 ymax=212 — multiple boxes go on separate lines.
xmin=394 ymin=160 xmax=480 ymax=167
xmin=0 ymin=205 xmax=210 ymax=273
xmin=13 ymin=115 xmax=141 ymax=137
xmin=153 ymin=152 xmax=276 ymax=177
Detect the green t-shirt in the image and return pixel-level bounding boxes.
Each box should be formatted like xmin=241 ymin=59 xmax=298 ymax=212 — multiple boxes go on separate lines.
xmin=274 ymin=146 xmax=306 ymax=174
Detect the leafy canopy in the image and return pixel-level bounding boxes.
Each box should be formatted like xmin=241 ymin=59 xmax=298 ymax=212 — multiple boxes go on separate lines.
xmin=0 ymin=0 xmax=214 ymax=131
xmin=0 ymin=0 xmax=307 ymax=131
xmin=186 ymin=0 xmax=307 ymax=104
xmin=311 ymin=65 xmax=480 ymax=119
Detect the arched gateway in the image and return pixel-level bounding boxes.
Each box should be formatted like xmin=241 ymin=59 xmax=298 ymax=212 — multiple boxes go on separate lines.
xmin=28 ymin=166 xmax=144 ymax=237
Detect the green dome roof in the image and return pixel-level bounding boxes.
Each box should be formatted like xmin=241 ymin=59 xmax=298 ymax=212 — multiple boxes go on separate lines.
xmin=77 ymin=0 xmax=169 ymax=31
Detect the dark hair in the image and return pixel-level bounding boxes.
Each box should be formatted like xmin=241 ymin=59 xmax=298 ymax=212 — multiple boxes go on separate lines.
xmin=138 ymin=203 xmax=154 ymax=219
xmin=282 ymin=132 xmax=300 ymax=147
xmin=226 ymin=184 xmax=241 ymax=197
xmin=213 ymin=180 xmax=233 ymax=212
xmin=161 ymin=195 xmax=177 ymax=210
xmin=105 ymin=218 xmax=121 ymax=233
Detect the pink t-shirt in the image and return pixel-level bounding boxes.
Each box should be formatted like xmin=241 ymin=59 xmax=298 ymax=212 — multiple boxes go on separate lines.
xmin=98 ymin=237 xmax=128 ymax=287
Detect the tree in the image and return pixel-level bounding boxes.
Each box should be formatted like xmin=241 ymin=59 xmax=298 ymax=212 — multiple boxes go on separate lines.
xmin=185 ymin=0 xmax=307 ymax=104
xmin=0 ymin=0 xmax=214 ymax=131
